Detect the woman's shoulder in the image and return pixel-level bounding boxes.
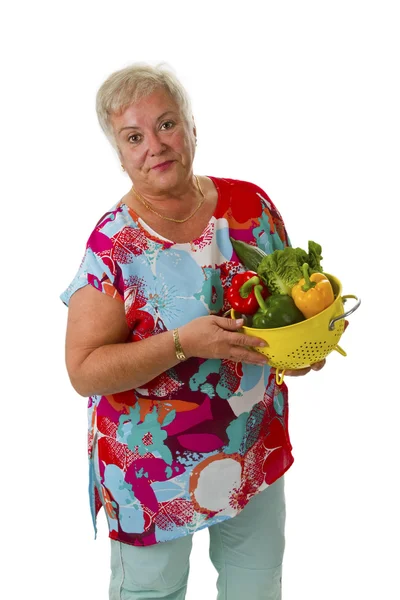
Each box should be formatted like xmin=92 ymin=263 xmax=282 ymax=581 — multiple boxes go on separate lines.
xmin=208 ymin=175 xmax=289 ymax=247
xmin=208 ymin=176 xmax=276 ymax=210
xmin=80 ymin=199 xmax=137 ymax=258
xmin=83 ymin=199 xmax=135 ymax=243
xmin=209 ymin=175 xmax=282 ymax=222
xmin=90 ymin=199 xmax=128 ymax=232
xmin=208 ymin=175 xmax=271 ymax=196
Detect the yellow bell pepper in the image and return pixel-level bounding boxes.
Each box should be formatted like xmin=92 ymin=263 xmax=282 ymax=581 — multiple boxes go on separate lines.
xmin=292 ymin=263 xmax=335 ymax=318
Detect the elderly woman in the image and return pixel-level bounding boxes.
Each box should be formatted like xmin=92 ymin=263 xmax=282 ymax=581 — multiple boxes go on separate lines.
xmin=61 ymin=63 xmax=324 ymax=600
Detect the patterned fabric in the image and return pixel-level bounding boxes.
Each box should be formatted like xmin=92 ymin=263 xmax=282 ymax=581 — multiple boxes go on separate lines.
xmin=61 ymin=177 xmax=294 ymax=547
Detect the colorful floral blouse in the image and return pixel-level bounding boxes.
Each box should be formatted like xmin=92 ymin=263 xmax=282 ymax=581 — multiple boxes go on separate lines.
xmin=61 ymin=176 xmax=294 ymax=547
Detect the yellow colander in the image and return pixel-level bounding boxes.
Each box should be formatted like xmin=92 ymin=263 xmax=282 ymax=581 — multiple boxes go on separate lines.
xmin=231 ymin=274 xmax=360 ymax=385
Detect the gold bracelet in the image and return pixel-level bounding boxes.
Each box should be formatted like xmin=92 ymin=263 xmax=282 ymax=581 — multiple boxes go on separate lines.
xmin=173 ymin=328 xmax=187 ymax=361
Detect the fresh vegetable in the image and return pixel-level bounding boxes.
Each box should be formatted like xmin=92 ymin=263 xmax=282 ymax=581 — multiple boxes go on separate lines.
xmin=307 ymin=241 xmax=324 ymax=273
xmin=251 ymin=285 xmax=305 ymax=329
xmin=257 ymin=241 xmax=323 ymax=296
xmin=226 ymin=271 xmax=269 ymax=315
xmin=230 ymin=238 xmax=268 ymax=272
xmin=292 ymin=263 xmax=335 ymax=318
xmin=257 ymin=247 xmax=307 ymax=296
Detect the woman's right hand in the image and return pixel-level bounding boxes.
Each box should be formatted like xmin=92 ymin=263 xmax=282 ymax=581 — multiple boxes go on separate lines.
xmin=179 ymin=315 xmax=269 ymax=366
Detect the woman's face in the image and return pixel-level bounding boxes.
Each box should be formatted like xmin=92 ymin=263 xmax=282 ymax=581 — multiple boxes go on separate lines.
xmin=111 ymin=87 xmax=196 ymax=195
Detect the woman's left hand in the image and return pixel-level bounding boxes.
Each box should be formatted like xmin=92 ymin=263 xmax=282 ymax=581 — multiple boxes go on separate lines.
xmin=270 ymin=359 xmax=326 ymax=378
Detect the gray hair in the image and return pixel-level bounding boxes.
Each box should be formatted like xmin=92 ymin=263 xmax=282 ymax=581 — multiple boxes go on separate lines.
xmin=96 ymin=62 xmax=193 ymax=150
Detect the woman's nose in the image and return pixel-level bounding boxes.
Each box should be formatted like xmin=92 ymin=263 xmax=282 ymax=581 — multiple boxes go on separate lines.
xmin=147 ymin=132 xmax=165 ymax=156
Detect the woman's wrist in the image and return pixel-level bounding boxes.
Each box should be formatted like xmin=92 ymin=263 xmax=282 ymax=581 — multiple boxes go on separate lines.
xmin=172 ymin=328 xmax=187 ymax=361
xmin=177 ymin=324 xmax=194 ymax=360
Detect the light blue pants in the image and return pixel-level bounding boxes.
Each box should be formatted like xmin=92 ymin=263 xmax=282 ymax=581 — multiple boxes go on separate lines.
xmin=109 ymin=476 xmax=285 ymax=600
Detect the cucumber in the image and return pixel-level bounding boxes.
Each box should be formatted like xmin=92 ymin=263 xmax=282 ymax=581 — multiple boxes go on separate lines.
xmin=230 ymin=238 xmax=268 ymax=272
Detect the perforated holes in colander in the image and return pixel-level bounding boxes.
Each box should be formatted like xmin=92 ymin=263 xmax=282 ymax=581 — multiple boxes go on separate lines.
xmin=295 ymin=341 xmax=330 ymax=362
xmin=276 ymin=359 xmax=294 ymax=368
xmin=289 ymin=361 xmax=306 ymax=368
xmin=285 ymin=351 xmax=307 ymax=368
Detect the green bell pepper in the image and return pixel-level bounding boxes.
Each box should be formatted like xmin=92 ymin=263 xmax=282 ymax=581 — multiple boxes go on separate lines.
xmin=252 ymin=285 xmax=305 ymax=329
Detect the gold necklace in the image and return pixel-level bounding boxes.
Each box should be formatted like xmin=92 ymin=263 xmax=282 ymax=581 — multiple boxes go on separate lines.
xmin=131 ymin=175 xmax=206 ymax=224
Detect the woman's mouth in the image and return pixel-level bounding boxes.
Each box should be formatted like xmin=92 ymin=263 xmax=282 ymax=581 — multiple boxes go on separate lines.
xmin=152 ymin=161 xmax=174 ymax=171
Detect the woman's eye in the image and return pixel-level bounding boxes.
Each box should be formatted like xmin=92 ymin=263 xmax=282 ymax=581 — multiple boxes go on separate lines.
xmin=160 ymin=121 xmax=174 ymax=130
xmin=128 ymin=134 xmax=141 ymax=144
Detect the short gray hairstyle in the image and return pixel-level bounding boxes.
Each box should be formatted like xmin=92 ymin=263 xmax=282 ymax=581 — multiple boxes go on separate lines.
xmin=96 ymin=62 xmax=193 ymax=150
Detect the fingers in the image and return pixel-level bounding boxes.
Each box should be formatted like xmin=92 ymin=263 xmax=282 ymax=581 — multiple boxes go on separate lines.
xmin=231 ymin=333 xmax=268 ymax=348
xmin=213 ymin=316 xmax=330 ymax=374
xmin=270 ymin=358 xmax=326 ymax=377
xmin=215 ymin=316 xmax=269 ymax=356
xmin=311 ymin=359 xmax=326 ymax=371
xmin=183 ymin=316 xmax=269 ymax=363
xmin=215 ymin=316 xmax=247 ymax=331
xmin=214 ymin=316 xmax=268 ymax=348
xmin=271 ymin=366 xmax=312 ymax=377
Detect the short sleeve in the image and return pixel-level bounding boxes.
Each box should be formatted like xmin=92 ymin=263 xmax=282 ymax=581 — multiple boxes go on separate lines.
xmin=60 ymin=246 xmax=123 ymax=307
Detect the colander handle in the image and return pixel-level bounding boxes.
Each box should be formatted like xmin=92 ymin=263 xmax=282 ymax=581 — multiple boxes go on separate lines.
xmin=329 ymin=294 xmax=361 ymax=331
xmin=275 ymin=369 xmax=286 ymax=385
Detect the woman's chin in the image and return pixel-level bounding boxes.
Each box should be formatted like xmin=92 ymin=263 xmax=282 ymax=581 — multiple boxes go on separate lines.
xmin=150 ymin=164 xmax=185 ymax=190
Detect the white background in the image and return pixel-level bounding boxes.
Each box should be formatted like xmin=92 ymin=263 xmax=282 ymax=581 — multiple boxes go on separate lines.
xmin=1 ymin=1 xmax=399 ymax=599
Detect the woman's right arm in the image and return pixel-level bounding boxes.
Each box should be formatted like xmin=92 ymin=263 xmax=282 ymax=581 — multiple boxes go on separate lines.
xmin=65 ymin=285 xmax=268 ymax=398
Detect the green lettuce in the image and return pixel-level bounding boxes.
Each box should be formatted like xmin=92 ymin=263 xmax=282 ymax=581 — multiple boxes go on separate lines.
xmin=307 ymin=241 xmax=324 ymax=273
xmin=257 ymin=241 xmax=324 ymax=296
